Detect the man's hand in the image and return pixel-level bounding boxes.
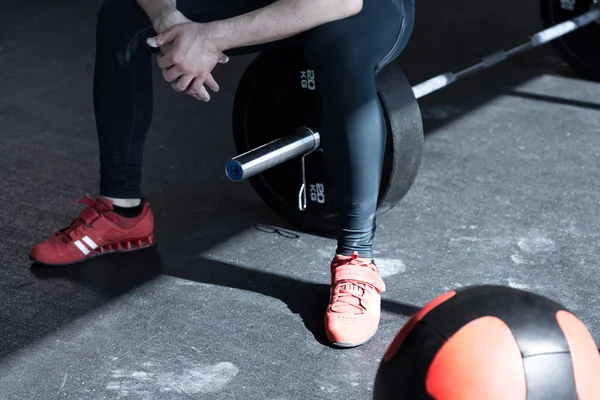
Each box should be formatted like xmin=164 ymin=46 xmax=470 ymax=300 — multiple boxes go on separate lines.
xmin=149 ymin=13 xmax=230 ymax=102
xmin=152 ymin=8 xmax=190 ymax=33
xmin=151 ymin=9 xmax=191 ymax=61
xmin=147 ymin=23 xmax=225 ymax=102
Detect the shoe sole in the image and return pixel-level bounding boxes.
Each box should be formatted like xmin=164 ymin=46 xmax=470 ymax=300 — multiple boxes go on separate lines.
xmin=329 ymin=332 xmax=377 ymax=349
xmin=30 ymin=234 xmax=157 ymax=267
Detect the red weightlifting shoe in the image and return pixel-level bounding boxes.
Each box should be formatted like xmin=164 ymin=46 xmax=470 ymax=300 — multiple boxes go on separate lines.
xmin=30 ymin=196 xmax=156 ymax=266
xmin=325 ymin=251 xmax=386 ymax=347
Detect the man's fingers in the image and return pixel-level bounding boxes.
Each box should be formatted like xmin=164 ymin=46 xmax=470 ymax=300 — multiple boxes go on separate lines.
xmin=157 ymin=54 xmax=174 ymax=69
xmin=204 ymin=74 xmax=219 ymax=93
xmin=218 ymin=53 xmax=229 ymax=64
xmin=188 ymin=91 xmax=203 ymax=101
xmin=198 ymin=86 xmax=211 ymax=102
xmin=188 ymin=86 xmax=210 ymax=102
xmin=186 ymin=78 xmax=210 ymax=102
xmin=160 ymin=42 xmax=175 ymax=56
xmin=162 ymin=65 xmax=183 ymax=83
xmin=172 ymin=74 xmax=194 ymax=92
xmin=147 ymin=26 xmax=179 ymax=48
xmin=187 ymin=78 xmax=204 ymax=96
xmin=192 ymin=90 xmax=208 ymax=101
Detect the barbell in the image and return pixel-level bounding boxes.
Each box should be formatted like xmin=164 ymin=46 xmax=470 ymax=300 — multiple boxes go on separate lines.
xmin=225 ymin=0 xmax=600 ymax=233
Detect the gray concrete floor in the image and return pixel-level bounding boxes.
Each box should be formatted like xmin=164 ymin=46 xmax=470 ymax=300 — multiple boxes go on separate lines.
xmin=0 ymin=0 xmax=599 ymax=398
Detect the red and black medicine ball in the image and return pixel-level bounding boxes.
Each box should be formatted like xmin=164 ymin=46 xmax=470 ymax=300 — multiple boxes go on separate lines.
xmin=373 ymin=285 xmax=600 ymax=400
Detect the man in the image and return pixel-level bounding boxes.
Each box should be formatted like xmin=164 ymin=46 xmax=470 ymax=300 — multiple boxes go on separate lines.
xmin=30 ymin=0 xmax=415 ymax=348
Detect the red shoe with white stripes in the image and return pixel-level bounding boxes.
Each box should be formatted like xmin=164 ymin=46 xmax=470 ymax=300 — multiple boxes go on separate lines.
xmin=29 ymin=195 xmax=156 ymax=266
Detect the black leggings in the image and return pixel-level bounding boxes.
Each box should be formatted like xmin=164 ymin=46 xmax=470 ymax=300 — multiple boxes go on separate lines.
xmin=94 ymin=0 xmax=415 ymax=258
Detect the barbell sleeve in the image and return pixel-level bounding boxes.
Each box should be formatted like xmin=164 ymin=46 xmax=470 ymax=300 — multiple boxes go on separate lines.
xmin=225 ymin=9 xmax=600 ymax=182
xmin=225 ymin=127 xmax=320 ymax=181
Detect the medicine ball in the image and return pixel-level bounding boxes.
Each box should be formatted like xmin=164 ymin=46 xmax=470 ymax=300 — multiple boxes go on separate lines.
xmin=373 ymin=285 xmax=600 ymax=400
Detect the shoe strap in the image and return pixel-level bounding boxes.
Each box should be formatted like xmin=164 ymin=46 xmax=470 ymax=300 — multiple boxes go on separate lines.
xmin=79 ymin=206 xmax=101 ymax=226
xmin=332 ymin=265 xmax=386 ymax=293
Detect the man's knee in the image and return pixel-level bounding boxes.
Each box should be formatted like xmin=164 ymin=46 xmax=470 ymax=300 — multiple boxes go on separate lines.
xmin=304 ymin=50 xmax=376 ymax=110
xmin=99 ymin=0 xmax=135 ymax=19
xmin=302 ymin=30 xmax=378 ymax=95
xmin=97 ymin=0 xmax=150 ymax=33
xmin=96 ymin=0 xmax=154 ymax=61
xmin=304 ymin=31 xmax=359 ymax=67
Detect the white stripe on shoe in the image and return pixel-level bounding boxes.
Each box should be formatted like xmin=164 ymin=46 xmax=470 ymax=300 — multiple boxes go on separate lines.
xmin=74 ymin=240 xmax=90 ymax=255
xmin=82 ymin=236 xmax=99 ymax=250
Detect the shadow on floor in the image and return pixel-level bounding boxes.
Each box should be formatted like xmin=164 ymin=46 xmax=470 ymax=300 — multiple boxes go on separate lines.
xmin=30 ymin=247 xmax=421 ymax=348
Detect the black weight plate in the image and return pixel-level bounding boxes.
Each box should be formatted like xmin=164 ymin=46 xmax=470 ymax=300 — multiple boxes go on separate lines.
xmin=541 ymin=0 xmax=600 ymax=81
xmin=232 ymin=45 xmax=423 ymax=233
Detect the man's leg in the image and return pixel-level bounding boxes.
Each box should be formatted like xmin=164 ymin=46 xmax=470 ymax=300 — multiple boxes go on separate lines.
xmin=30 ymin=0 xmax=159 ymax=266
xmin=94 ymin=0 xmax=270 ymax=204
xmin=93 ymin=0 xmax=156 ymax=211
xmin=302 ymin=0 xmax=415 ymax=347
xmin=30 ymin=0 xmax=280 ymax=266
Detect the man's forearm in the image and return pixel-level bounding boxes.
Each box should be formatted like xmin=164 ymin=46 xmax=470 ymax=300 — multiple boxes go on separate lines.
xmin=209 ymin=0 xmax=363 ymax=51
xmin=136 ymin=0 xmax=176 ymax=25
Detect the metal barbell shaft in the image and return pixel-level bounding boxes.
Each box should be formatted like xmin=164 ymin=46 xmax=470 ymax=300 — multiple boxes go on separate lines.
xmin=226 ymin=9 xmax=600 ymax=181
xmin=225 ymin=127 xmax=320 ymax=181
xmin=412 ymin=9 xmax=600 ymax=99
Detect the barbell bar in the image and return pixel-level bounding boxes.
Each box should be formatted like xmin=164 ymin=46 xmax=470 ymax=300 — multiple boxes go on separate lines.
xmin=225 ymin=127 xmax=319 ymax=182
xmin=225 ymin=8 xmax=600 ymax=182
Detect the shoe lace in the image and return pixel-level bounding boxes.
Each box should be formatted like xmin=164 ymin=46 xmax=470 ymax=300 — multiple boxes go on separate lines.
xmin=55 ymin=195 xmax=98 ymax=242
xmin=333 ymin=283 xmax=368 ymax=313
xmin=331 ymin=256 xmax=374 ymax=313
